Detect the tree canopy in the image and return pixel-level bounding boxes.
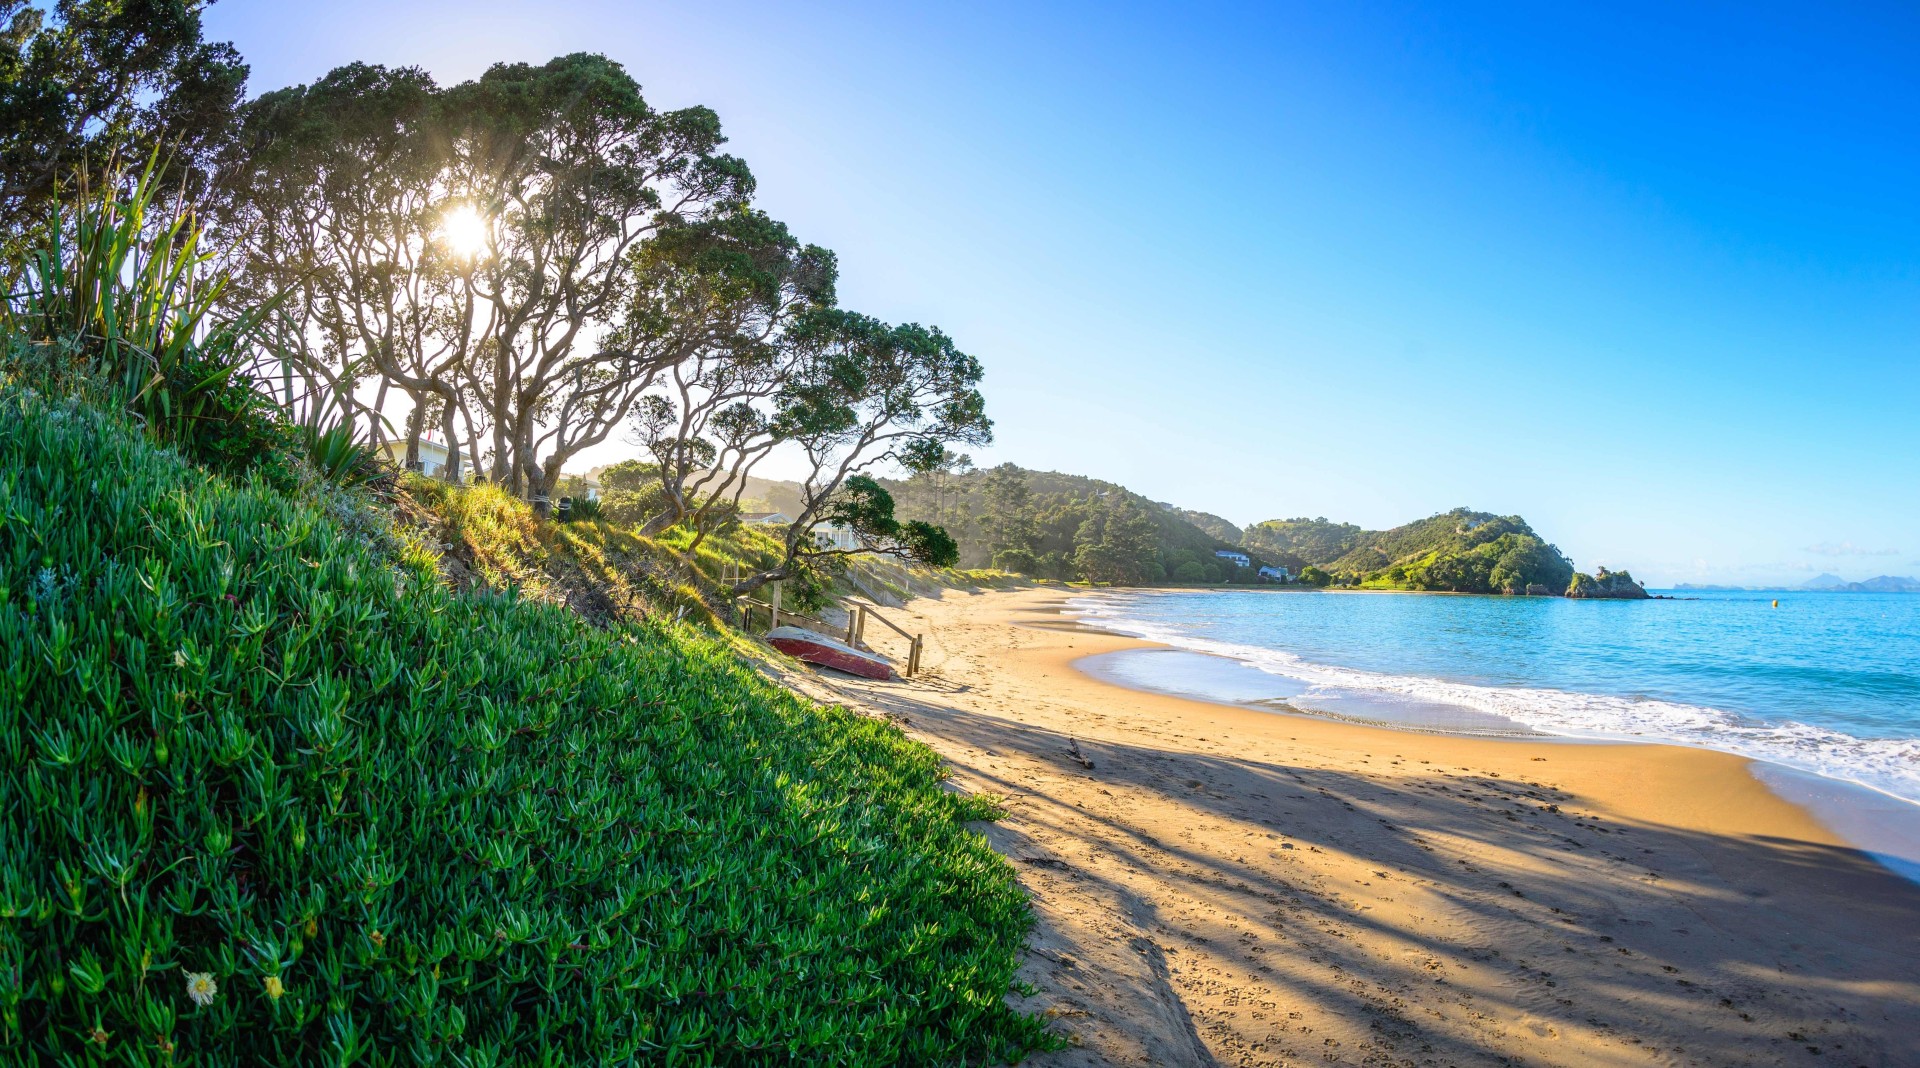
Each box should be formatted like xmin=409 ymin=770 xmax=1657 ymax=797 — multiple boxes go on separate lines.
xmin=0 ymin=0 xmax=245 ymax=247
xmin=213 ymin=52 xmax=979 ymax=588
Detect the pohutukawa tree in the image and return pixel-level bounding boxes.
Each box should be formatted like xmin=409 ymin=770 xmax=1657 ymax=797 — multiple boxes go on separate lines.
xmin=0 ymin=0 xmax=247 ymax=249
xmin=217 ymin=63 xmax=455 ymax=458
xmin=725 ymin=308 xmax=992 ymax=597
xmin=443 ymin=54 xmax=753 ymax=498
xmin=220 ymin=53 xmax=753 ymax=496
xmin=615 ymin=208 xmax=836 ymax=540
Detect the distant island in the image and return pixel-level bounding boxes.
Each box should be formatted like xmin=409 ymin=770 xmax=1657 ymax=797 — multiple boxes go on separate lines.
xmin=1240 ymin=509 xmax=1646 ymax=598
xmin=1674 ymin=574 xmax=1920 ymax=593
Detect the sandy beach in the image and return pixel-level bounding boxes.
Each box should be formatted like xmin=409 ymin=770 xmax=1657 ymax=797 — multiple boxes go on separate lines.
xmin=780 ymin=586 xmax=1920 ymax=1067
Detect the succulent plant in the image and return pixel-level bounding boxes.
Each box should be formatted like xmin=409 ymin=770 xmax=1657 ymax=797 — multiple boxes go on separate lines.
xmin=0 ymin=387 xmax=1053 ymax=1063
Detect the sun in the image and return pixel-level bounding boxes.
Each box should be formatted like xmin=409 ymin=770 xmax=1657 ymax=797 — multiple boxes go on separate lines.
xmin=439 ymin=203 xmax=490 ymax=260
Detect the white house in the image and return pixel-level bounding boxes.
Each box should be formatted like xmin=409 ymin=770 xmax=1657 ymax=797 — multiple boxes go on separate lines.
xmin=812 ymin=522 xmax=860 ymax=552
xmin=380 ymin=436 xmax=456 ymax=479
xmin=1214 ymin=550 xmax=1251 ymax=568
xmin=1258 ymin=564 xmax=1291 ymax=582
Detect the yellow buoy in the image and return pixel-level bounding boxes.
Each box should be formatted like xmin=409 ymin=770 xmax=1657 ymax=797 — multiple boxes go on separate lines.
xmin=1772 ymin=599 xmax=1779 ymax=608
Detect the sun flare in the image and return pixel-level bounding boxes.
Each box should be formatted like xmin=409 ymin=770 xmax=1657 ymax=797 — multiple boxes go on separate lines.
xmin=439 ymin=203 xmax=489 ymax=259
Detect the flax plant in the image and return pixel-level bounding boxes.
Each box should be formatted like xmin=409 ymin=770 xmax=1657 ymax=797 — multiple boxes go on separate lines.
xmin=2 ymin=157 xmax=287 ymax=477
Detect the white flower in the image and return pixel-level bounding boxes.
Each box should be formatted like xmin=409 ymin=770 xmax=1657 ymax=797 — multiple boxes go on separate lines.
xmin=185 ymin=971 xmax=217 ymax=1007
xmin=173 ymin=648 xmax=187 ymax=669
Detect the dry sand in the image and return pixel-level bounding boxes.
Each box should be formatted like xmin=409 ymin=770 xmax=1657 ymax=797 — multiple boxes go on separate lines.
xmin=777 ymin=586 xmax=1920 ymax=1067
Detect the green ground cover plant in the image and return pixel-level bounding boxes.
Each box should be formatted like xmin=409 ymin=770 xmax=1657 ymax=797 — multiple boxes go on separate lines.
xmin=0 ymin=383 xmax=1053 ymax=1063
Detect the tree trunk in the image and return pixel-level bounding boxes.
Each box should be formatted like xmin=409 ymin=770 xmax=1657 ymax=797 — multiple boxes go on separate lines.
xmin=730 ymin=567 xmax=790 ymax=599
xmin=433 ymin=391 xmax=462 ymax=482
xmin=403 ymin=398 xmax=424 ymax=471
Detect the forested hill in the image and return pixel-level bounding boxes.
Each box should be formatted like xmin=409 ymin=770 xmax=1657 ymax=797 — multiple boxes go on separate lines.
xmin=1246 ymin=508 xmax=1578 ymax=594
xmin=882 ymin=465 xmax=1262 ymax=584
xmin=1238 ymin=518 xmax=1365 ymax=570
xmin=880 ymin=466 xmax=1587 ymax=593
xmin=1163 ymin=506 xmax=1243 ymax=545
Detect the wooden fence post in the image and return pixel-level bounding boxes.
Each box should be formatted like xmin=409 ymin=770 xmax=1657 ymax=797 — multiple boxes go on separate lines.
xmin=770 ymin=583 xmax=781 ymax=629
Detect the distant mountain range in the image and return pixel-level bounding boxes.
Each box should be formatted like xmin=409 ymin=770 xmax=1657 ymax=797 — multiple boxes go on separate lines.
xmin=1672 ymin=574 xmax=1920 ymax=593
xmin=1812 ymin=574 xmax=1920 ymax=593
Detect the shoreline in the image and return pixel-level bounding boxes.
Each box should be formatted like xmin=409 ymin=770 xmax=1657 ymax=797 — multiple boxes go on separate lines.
xmin=781 ymin=585 xmax=1920 ymax=1066
xmin=1066 ymin=586 xmax=1920 ymax=838
xmin=1060 ymin=602 xmax=1920 ymax=881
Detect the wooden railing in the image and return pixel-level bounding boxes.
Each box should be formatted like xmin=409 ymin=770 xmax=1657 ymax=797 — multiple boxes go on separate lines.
xmin=735 ymin=584 xmax=840 ymax=641
xmin=846 ymin=600 xmax=925 ymax=678
xmin=735 ymin=582 xmax=925 ymax=678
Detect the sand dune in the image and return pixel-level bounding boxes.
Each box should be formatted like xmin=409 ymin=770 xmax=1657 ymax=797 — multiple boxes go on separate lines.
xmin=777 ymin=586 xmax=1920 ymax=1067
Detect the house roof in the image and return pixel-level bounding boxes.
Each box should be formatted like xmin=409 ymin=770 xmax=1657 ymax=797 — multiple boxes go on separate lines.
xmin=739 ymin=511 xmax=789 ymax=523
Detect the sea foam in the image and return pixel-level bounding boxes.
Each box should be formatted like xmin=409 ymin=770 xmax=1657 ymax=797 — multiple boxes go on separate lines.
xmin=1067 ymin=595 xmax=1920 ymax=809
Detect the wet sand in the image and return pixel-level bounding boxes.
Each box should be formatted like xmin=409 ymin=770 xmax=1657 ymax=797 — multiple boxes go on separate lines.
xmin=777 ymin=586 xmax=1920 ymax=1067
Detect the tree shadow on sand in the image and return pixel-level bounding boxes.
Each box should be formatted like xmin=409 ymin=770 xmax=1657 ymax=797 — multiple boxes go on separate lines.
xmin=842 ymin=678 xmax=1920 ymax=1068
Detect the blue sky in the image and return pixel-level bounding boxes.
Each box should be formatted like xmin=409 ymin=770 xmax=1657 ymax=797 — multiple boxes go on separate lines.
xmin=207 ymin=1 xmax=1920 ymax=585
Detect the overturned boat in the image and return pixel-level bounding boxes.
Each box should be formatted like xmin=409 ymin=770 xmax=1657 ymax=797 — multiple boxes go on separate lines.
xmin=765 ymin=625 xmax=896 ymax=681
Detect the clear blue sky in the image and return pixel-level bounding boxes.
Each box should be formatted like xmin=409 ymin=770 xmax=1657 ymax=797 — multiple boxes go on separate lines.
xmin=207 ymin=1 xmax=1920 ymax=586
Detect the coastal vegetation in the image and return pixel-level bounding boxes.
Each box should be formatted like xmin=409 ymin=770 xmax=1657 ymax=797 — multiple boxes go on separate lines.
xmin=0 ymin=385 xmax=1051 ymax=1062
xmin=886 ymin=466 xmax=1605 ymax=597
xmin=0 ymin=7 xmax=1050 ymax=1059
xmin=885 ymin=464 xmax=1267 ymax=584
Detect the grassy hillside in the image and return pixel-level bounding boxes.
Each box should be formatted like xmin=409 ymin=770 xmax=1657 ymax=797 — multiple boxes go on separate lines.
xmin=0 ymin=383 xmax=1054 ymax=1060
xmin=401 ymin=474 xmax=1019 ymax=637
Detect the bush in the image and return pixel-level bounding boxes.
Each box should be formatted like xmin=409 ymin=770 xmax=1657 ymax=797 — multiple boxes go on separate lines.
xmin=989 ymin=548 xmax=1037 ymax=575
xmin=1172 ymin=560 xmax=1208 ymax=583
xmin=0 ymin=388 xmax=1052 ymax=1063
xmin=561 ymin=494 xmax=603 ymax=521
xmin=296 ymin=421 xmax=393 ymax=493
xmin=2 ymin=159 xmax=296 ymax=486
xmin=598 ymin=486 xmax=665 ymax=526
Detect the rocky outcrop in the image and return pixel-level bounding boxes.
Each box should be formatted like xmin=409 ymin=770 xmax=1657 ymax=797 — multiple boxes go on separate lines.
xmin=1566 ymin=567 xmax=1650 ymax=599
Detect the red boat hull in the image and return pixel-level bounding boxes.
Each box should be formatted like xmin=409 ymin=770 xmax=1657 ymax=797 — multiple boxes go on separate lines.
xmin=766 ymin=626 xmax=895 ymax=680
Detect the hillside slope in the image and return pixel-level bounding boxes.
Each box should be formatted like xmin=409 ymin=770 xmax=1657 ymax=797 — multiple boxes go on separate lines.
xmin=0 ymin=387 xmax=1051 ymax=1062
xmin=1249 ymin=508 xmax=1576 ymax=594
xmin=1162 ymin=506 xmax=1243 ymax=545
xmin=884 ymin=464 xmax=1265 ymax=584
xmin=1239 ymin=517 xmax=1366 ymax=571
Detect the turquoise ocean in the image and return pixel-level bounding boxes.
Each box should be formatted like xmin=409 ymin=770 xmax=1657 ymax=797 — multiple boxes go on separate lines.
xmin=1069 ymin=588 xmax=1920 ymax=869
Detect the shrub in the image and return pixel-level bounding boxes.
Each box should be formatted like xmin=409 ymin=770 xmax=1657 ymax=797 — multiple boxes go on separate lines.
xmin=598 ymin=487 xmax=664 ymax=526
xmin=296 ymin=421 xmax=393 ymax=493
xmin=988 ymin=549 xmax=1036 ymax=575
xmin=561 ymin=495 xmax=603 ymax=522
xmin=1 ymin=159 xmax=294 ymax=485
xmin=0 ymin=388 xmax=1052 ymax=1063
